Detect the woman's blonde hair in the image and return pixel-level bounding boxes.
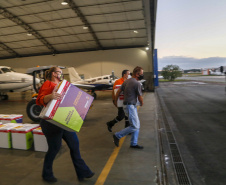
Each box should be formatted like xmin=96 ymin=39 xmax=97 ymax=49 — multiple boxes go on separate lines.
xmin=45 ymin=66 xmax=58 ymax=80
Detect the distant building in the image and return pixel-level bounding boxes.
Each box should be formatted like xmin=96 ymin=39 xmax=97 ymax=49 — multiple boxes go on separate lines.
xmin=202 ymin=69 xmax=210 ymax=75
xmin=184 ymin=69 xmax=201 ymax=73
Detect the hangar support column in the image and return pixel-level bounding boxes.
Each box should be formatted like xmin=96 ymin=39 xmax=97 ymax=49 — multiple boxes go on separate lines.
xmin=144 ymin=48 xmax=155 ymax=92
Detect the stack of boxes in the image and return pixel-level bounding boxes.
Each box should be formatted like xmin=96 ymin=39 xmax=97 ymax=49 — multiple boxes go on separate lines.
xmin=0 ymin=80 xmax=93 ymax=152
xmin=0 ymin=114 xmax=46 ymax=151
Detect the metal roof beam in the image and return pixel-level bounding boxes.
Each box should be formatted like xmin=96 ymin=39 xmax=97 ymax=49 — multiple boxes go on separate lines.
xmin=0 ymin=42 xmax=19 ymax=56
xmin=0 ymin=45 xmax=146 ymax=60
xmin=1 ymin=28 xmax=146 ymax=39
xmin=0 ymin=6 xmax=57 ymax=54
xmin=66 ymin=0 xmax=141 ymax=8
xmin=0 ymin=18 xmax=145 ymax=29
xmin=66 ymin=0 xmax=102 ymax=49
xmin=4 ymin=0 xmax=55 ymax=9
xmin=9 ymin=36 xmax=147 ymax=49
xmin=5 ymin=0 xmax=139 ymax=10
xmin=0 ymin=8 xmax=142 ymax=22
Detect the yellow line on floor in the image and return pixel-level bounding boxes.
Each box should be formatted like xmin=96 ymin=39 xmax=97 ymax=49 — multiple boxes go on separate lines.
xmin=94 ymin=136 xmax=126 ymax=185
xmin=95 ymin=101 xmax=143 ymax=185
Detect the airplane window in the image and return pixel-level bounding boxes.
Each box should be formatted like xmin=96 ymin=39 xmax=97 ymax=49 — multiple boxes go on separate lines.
xmin=98 ymin=78 xmax=102 ymax=80
xmin=0 ymin=70 xmax=2 ymax=74
xmin=1 ymin=68 xmax=12 ymax=73
xmin=103 ymin=77 xmax=108 ymax=79
xmin=11 ymin=68 xmax=16 ymax=72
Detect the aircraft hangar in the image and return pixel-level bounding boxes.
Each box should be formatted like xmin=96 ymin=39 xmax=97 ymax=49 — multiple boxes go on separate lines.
xmin=0 ymin=0 xmax=157 ymax=90
xmin=0 ymin=1 xmax=159 ymax=185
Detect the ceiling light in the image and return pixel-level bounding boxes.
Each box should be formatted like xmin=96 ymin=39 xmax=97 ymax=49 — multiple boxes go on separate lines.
xmin=133 ymin=30 xmax=138 ymax=33
xmin=145 ymin=47 xmax=149 ymax=51
xmin=61 ymin=1 xmax=68 ymax=5
xmin=27 ymin=33 xmax=32 ymax=36
xmin=83 ymin=26 xmax=89 ymax=29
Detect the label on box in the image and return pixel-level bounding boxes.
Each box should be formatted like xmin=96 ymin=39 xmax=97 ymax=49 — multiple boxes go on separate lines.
xmin=33 ymin=127 xmax=44 ymax=135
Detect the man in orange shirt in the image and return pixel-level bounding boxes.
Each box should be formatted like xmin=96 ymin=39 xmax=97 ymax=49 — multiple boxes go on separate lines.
xmin=106 ymin=70 xmax=131 ymax=132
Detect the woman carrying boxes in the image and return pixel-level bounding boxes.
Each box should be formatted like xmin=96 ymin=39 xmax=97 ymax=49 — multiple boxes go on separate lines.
xmin=36 ymin=66 xmax=94 ymax=183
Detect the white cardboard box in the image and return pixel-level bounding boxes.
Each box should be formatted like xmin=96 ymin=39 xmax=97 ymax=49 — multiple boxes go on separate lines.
xmin=0 ymin=114 xmax=23 ymax=124
xmin=33 ymin=127 xmax=48 ymax=152
xmin=39 ymin=80 xmax=94 ymax=132
xmin=0 ymin=123 xmax=22 ymax=148
xmin=11 ymin=124 xmax=40 ymax=150
xmin=114 ymin=85 xmax=141 ymax=107
xmin=114 ymin=85 xmax=124 ymax=107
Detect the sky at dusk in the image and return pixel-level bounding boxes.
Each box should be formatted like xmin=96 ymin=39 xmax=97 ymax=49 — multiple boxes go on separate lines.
xmin=155 ymin=0 xmax=226 ymax=69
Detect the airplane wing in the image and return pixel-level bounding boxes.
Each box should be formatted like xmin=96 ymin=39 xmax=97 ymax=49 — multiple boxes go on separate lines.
xmin=71 ymin=83 xmax=95 ymax=90
xmin=71 ymin=83 xmax=113 ymax=91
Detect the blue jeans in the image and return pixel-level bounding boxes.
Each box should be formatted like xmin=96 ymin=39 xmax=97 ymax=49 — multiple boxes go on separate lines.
xmin=115 ymin=105 xmax=140 ymax=146
xmin=40 ymin=119 xmax=93 ymax=179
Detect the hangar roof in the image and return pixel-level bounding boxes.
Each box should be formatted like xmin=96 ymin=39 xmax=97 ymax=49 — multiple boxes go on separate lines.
xmin=0 ymin=0 xmax=157 ymax=59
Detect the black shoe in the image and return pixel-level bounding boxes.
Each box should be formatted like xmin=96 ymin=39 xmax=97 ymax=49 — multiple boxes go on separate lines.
xmin=106 ymin=122 xmax=112 ymax=132
xmin=113 ymin=134 xmax=119 ymax=147
xmin=130 ymin=145 xmax=144 ymax=149
xmin=42 ymin=176 xmax=57 ymax=183
xmin=78 ymin=172 xmax=95 ymax=181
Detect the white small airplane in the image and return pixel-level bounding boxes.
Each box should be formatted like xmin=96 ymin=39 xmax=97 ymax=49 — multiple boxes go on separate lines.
xmin=0 ymin=66 xmax=40 ymax=100
xmin=68 ymin=67 xmax=118 ymax=98
xmin=209 ymin=70 xmax=224 ymax=76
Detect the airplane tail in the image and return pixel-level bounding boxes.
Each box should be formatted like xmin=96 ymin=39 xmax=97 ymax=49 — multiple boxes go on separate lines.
xmin=68 ymin=67 xmax=82 ymax=83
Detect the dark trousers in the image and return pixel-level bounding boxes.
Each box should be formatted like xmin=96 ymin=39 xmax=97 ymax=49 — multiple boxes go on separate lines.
xmin=40 ymin=119 xmax=93 ymax=179
xmin=108 ymin=107 xmax=130 ymax=127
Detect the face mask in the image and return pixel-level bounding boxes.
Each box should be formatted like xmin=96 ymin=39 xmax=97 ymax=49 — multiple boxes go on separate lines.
xmin=138 ymin=74 xmax=144 ymax=80
xmin=57 ymin=74 xmax=64 ymax=81
xmin=127 ymin=75 xmax=132 ymax=79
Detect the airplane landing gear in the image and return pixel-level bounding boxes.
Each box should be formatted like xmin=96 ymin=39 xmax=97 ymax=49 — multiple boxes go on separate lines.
xmin=26 ymin=99 xmax=42 ymax=122
xmin=91 ymin=92 xmax=97 ymax=100
xmin=0 ymin=94 xmax=8 ymax=100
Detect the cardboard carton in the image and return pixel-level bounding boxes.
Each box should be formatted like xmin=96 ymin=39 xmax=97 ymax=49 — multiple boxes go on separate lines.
xmin=11 ymin=124 xmax=39 ymax=150
xmin=39 ymin=80 xmax=94 ymax=132
xmin=114 ymin=85 xmax=124 ymax=107
xmin=33 ymin=127 xmax=48 ymax=152
xmin=0 ymin=114 xmax=23 ymax=124
xmin=0 ymin=123 xmax=22 ymax=148
xmin=114 ymin=85 xmax=141 ymax=107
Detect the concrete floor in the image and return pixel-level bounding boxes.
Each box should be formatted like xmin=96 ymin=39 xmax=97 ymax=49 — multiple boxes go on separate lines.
xmin=157 ymin=81 xmax=226 ymax=185
xmin=0 ymin=91 xmax=159 ymax=185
